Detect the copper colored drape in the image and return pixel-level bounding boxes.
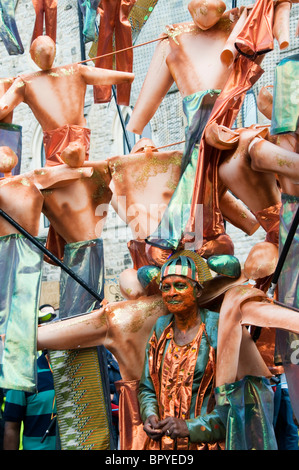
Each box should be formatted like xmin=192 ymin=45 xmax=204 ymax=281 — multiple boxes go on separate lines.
xmin=183 ymin=0 xmax=275 ymax=245
xmin=93 ymin=0 xmax=136 ymax=105
xmin=31 ymin=0 xmax=57 ymax=44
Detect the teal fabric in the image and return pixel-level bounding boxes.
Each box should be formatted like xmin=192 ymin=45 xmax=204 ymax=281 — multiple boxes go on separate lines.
xmin=0 ymin=234 xmax=43 ymax=392
xmin=271 ymin=54 xmax=299 ymax=135
xmin=146 ymin=90 xmax=220 ymax=250
xmin=59 ymin=238 xmax=105 ymax=318
xmin=138 ymin=309 xmax=226 ymax=444
xmin=215 ymin=376 xmax=277 ymax=450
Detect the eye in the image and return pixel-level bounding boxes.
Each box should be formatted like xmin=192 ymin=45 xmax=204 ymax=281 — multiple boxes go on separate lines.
xmin=161 ymin=284 xmax=171 ymax=292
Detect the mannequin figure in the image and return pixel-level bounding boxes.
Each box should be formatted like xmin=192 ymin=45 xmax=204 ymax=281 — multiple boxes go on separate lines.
xmin=0 ymin=35 xmax=134 ymax=166
xmin=0 ymin=147 xmax=94 ymax=392
xmin=126 ymin=0 xmax=292 ymax=259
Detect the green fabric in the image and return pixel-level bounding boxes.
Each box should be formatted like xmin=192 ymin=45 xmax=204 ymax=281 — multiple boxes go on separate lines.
xmin=271 ymin=54 xmax=299 ymax=135
xmin=214 ymin=376 xmax=277 ymax=450
xmin=146 ymin=89 xmax=220 ymax=250
xmin=0 ymin=234 xmax=43 ymax=392
xmin=138 ymin=309 xmax=225 ymax=444
xmin=50 ymin=238 xmax=112 ymax=450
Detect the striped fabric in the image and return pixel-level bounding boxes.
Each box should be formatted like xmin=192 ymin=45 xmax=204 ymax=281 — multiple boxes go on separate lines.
xmin=160 ymin=250 xmax=213 ymax=285
xmin=3 ymin=352 xmax=56 ymax=450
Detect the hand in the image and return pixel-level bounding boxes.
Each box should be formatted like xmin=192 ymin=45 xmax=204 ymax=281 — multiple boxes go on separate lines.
xmin=158 ymin=416 xmax=189 ymax=439
xmin=143 ymin=415 xmax=163 ymax=441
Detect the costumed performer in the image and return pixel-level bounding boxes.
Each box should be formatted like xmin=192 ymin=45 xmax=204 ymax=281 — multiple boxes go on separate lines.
xmin=36 ymin=251 xmax=248 ymax=450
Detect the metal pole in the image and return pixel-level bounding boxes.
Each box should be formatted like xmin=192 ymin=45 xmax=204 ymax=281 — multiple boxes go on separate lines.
xmin=267 ymin=206 xmax=299 ymax=298
xmin=112 ymin=85 xmax=132 ymax=153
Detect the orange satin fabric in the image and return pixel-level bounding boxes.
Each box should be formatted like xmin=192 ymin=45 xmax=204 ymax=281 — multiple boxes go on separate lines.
xmin=31 ymin=0 xmax=57 ymax=44
xmin=93 ymin=0 xmax=136 ymax=105
xmin=254 ymin=201 xmax=282 ymax=246
xmin=43 ymin=124 xmax=90 ymax=167
xmin=235 ymin=0 xmax=274 ymax=59
xmin=115 ymin=379 xmax=149 ymax=450
xmin=184 ymin=55 xmax=264 ymax=243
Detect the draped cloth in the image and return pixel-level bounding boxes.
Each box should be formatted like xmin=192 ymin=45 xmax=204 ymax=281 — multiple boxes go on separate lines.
xmin=0 ymin=0 xmax=24 ymax=55
xmin=146 ymin=90 xmax=220 ymax=251
xmin=43 ymin=124 xmax=91 ymax=168
xmin=78 ymin=0 xmax=100 ymax=44
xmin=93 ymin=0 xmax=136 ymax=106
xmin=0 ymin=234 xmax=43 ymax=392
xmin=31 ymin=0 xmax=57 ymax=44
xmin=49 ymin=238 xmax=113 ymax=449
xmin=275 ymin=194 xmax=299 ymax=423
xmin=270 ymin=53 xmax=299 ymax=135
xmin=182 ymin=56 xmax=264 ymax=247
xmin=215 ymin=375 xmax=277 ymax=450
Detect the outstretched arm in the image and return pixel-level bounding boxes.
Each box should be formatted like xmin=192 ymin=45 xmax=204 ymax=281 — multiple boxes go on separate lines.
xmin=127 ymin=35 xmax=174 ymax=135
xmin=79 ymin=63 xmax=134 ymax=86
xmin=0 ymin=77 xmax=25 ymax=120
xmin=249 ymin=137 xmax=299 ymax=182
xmin=37 ymin=308 xmax=108 ymax=351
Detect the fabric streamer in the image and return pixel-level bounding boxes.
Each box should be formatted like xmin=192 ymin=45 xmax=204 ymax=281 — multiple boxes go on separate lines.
xmin=0 ymin=0 xmax=24 ymax=55
xmin=0 ymin=234 xmax=43 ymax=393
xmin=31 ymin=0 xmax=57 ymax=44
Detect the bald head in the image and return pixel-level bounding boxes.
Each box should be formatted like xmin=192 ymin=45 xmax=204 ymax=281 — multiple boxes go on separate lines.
xmin=30 ymin=35 xmax=56 ymax=70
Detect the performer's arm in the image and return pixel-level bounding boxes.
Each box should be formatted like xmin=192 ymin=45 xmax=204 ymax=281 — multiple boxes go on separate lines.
xmin=0 ymin=77 xmax=25 ymax=119
xmin=138 ymin=335 xmax=160 ymax=422
xmin=127 ymin=35 xmax=174 ymax=135
xmin=79 ymin=63 xmax=134 ymax=86
xmin=185 ymin=394 xmax=226 ymax=443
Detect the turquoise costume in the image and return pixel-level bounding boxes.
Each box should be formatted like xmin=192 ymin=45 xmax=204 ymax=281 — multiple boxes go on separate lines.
xmin=138 ymin=309 xmax=226 ymax=450
xmin=146 ymin=90 xmax=220 ymax=251
xmin=0 ymin=234 xmax=43 ymax=392
xmin=271 ymin=54 xmax=299 ymax=135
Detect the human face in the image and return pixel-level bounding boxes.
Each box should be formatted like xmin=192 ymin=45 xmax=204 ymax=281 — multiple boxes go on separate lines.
xmin=161 ymin=275 xmax=200 ymax=315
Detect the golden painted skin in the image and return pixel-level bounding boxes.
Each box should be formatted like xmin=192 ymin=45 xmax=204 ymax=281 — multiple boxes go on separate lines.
xmin=0 ymin=35 xmax=134 ymax=132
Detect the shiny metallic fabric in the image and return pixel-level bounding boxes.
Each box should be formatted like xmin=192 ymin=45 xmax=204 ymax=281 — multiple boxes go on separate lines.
xmin=147 ymin=89 xmax=220 ymax=250
xmin=271 ymin=53 xmax=299 ymax=135
xmin=214 ymin=375 xmax=277 ymax=450
xmin=0 ymin=234 xmax=43 ymax=392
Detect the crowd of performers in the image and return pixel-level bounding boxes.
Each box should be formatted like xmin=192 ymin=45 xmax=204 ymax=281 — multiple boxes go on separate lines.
xmin=0 ymin=0 xmax=298 ymax=450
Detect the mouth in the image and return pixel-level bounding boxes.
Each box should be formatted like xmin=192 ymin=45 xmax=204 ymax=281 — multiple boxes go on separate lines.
xmin=166 ymin=299 xmax=181 ymax=304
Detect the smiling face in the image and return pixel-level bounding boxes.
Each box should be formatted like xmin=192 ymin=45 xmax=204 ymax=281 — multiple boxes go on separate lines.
xmin=160 ymin=275 xmax=201 ymax=315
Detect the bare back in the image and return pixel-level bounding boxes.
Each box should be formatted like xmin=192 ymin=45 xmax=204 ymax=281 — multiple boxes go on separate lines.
xmin=20 ymin=63 xmax=87 ymax=131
